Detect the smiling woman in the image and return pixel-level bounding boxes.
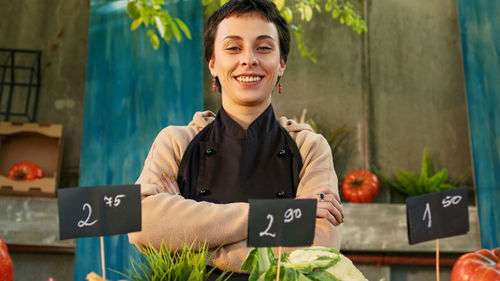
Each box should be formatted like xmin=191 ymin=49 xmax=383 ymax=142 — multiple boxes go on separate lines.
xmin=208 ymin=14 xmax=285 ymax=126
xmin=128 ymin=0 xmax=344 ymax=280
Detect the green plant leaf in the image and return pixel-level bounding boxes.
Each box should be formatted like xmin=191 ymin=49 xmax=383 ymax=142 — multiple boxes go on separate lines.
xmin=332 ymin=9 xmax=340 ymax=19
xmin=304 ymin=5 xmax=313 ymax=21
xmin=284 ymin=258 xmax=336 ymax=272
xmin=307 ymin=270 xmax=341 ymax=281
xmin=130 ymin=17 xmax=143 ymax=30
xmin=204 ymin=3 xmax=218 ymax=16
xmin=325 ymin=1 xmax=333 ymax=12
xmin=149 ymin=32 xmax=160 ymax=49
xmin=273 ymin=0 xmax=285 ymax=11
xmin=155 ymin=16 xmax=165 ymax=37
xmin=420 ymin=147 xmax=432 ymax=179
xmin=202 ymin=0 xmax=215 ymax=5
xmin=396 ymin=169 xmax=420 ymax=196
xmin=372 ymin=165 xmax=408 ymax=195
xmin=113 ymin=240 xmax=230 ymax=281
xmin=174 ymin=17 xmax=192 ymax=40
xmin=163 ymin=26 xmax=172 ymax=44
xmin=426 ymin=168 xmax=448 ymax=193
xmin=126 ymin=1 xmax=141 ymax=19
xmin=281 ymin=7 xmax=293 ymax=23
xmin=439 ymin=183 xmax=455 ymax=190
xmin=241 ymin=248 xmax=258 ymax=271
xmin=282 ymin=267 xmax=300 ymax=281
xmin=167 ymin=17 xmax=182 ymax=42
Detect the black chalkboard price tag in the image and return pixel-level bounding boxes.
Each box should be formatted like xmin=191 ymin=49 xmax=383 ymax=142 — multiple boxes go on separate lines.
xmin=248 ymin=199 xmax=317 ymax=247
xmin=406 ymin=186 xmax=469 ymax=245
xmin=57 ymin=184 xmax=141 ymax=240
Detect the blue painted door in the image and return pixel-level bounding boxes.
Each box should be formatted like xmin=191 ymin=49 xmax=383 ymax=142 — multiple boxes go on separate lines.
xmin=457 ymin=0 xmax=500 ymax=248
xmin=75 ymin=0 xmax=203 ymax=280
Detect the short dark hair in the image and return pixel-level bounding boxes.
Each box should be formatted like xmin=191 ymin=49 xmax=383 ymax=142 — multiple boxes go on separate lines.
xmin=203 ymin=0 xmax=291 ymax=63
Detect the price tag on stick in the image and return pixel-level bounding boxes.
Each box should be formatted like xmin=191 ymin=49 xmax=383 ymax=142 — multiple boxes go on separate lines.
xmin=57 ymin=184 xmax=141 ymax=240
xmin=406 ymin=186 xmax=469 ymax=245
xmin=247 ymin=199 xmax=317 ymax=247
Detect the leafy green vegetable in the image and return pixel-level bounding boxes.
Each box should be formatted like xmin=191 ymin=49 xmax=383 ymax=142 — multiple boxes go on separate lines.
xmin=373 ymin=147 xmax=469 ymax=196
xmin=241 ymin=246 xmax=367 ymax=281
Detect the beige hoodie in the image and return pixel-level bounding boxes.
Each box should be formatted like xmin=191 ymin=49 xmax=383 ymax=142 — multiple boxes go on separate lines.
xmin=128 ymin=111 xmax=342 ymax=273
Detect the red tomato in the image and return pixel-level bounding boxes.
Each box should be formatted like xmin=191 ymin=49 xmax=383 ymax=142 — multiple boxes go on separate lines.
xmin=7 ymin=161 xmax=44 ymax=181
xmin=342 ymin=170 xmax=379 ymax=203
xmin=0 ymin=237 xmax=13 ymax=281
xmin=451 ymin=248 xmax=500 ymax=281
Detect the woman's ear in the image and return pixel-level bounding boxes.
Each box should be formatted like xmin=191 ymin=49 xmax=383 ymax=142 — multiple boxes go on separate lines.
xmin=278 ymin=57 xmax=286 ymax=76
xmin=208 ymin=56 xmax=216 ymax=77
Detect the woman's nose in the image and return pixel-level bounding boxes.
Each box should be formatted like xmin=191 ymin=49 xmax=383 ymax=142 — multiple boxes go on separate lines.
xmin=241 ymin=50 xmax=258 ymax=66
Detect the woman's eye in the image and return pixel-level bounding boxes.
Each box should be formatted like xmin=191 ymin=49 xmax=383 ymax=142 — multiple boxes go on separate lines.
xmin=258 ymin=46 xmax=272 ymax=51
xmin=226 ymin=46 xmax=240 ymax=51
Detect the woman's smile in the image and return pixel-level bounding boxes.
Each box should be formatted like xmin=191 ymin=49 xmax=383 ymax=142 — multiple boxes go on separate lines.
xmin=234 ymin=73 xmax=265 ymax=88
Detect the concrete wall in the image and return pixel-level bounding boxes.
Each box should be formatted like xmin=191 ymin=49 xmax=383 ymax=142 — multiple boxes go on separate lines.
xmin=0 ymin=1 xmax=88 ymax=280
xmin=0 ymin=0 xmax=89 ymax=188
xmin=206 ymin=0 xmax=473 ymax=203
xmin=0 ymin=0 xmax=474 ymax=280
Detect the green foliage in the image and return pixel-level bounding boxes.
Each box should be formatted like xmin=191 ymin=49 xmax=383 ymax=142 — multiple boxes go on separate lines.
xmin=126 ymin=0 xmax=192 ymax=49
xmin=282 ymin=0 xmax=367 ymax=62
xmin=373 ymin=147 xmax=468 ymax=196
xmin=241 ymin=247 xmax=341 ymax=281
xmin=297 ymin=108 xmax=353 ymax=158
xmin=126 ymin=0 xmax=367 ymax=61
xmin=113 ymin=240 xmax=231 ymax=281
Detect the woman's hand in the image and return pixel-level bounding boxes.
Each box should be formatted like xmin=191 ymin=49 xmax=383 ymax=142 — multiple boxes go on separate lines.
xmin=296 ymin=185 xmax=343 ymax=226
xmin=160 ymin=172 xmax=181 ymax=195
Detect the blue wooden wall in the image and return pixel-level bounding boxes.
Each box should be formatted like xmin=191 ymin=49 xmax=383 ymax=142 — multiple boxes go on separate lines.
xmin=75 ymin=0 xmax=203 ymax=280
xmin=457 ymin=0 xmax=500 ymax=249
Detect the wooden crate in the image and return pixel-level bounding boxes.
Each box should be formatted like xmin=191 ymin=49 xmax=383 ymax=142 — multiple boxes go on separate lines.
xmin=0 ymin=121 xmax=63 ymax=197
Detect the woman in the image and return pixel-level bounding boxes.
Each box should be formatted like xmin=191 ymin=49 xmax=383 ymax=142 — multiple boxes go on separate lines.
xmin=128 ymin=0 xmax=343 ymax=279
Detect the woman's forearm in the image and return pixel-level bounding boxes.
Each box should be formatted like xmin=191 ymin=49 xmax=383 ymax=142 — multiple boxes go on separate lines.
xmin=128 ymin=184 xmax=249 ymax=250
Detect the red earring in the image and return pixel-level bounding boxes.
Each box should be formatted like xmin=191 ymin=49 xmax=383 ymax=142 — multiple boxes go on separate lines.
xmin=212 ymin=78 xmax=216 ymax=93
xmin=279 ymin=83 xmax=282 ymax=95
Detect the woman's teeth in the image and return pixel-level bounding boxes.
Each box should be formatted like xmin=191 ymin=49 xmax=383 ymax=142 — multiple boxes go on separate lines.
xmin=236 ymin=76 xmax=262 ymax=82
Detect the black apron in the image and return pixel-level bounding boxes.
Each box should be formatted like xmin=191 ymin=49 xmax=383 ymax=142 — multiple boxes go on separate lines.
xmin=177 ymin=105 xmax=302 ymax=280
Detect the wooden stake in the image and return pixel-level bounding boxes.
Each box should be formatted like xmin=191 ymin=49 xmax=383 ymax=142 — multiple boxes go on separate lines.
xmin=436 ymin=239 xmax=440 ymax=281
xmin=100 ymin=236 xmax=106 ymax=280
xmin=276 ymin=247 xmax=282 ymax=281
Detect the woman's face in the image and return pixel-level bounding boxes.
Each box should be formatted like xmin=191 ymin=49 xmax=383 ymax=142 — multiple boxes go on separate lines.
xmin=209 ymin=13 xmax=286 ymax=109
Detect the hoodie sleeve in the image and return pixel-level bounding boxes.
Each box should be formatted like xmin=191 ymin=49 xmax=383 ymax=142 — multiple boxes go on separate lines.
xmin=209 ymin=119 xmax=342 ymax=272
xmin=128 ymin=120 xmax=250 ymax=251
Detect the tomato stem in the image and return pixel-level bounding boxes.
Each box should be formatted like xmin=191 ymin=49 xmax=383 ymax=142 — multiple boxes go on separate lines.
xmin=353 ymin=178 xmax=364 ymax=187
xmin=13 ymin=170 xmax=27 ymax=180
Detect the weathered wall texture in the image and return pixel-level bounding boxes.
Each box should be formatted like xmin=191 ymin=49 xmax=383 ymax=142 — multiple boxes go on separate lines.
xmin=0 ymin=1 xmax=88 ymax=280
xmin=205 ymin=0 xmax=473 ymax=203
xmin=0 ymin=0 xmax=89 ymax=188
xmin=0 ymin=0 xmax=475 ymax=280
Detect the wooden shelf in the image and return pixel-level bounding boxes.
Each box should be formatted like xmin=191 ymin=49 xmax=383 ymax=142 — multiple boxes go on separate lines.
xmin=0 ymin=196 xmax=75 ymax=249
xmin=0 ymin=197 xmax=480 ymax=253
xmin=341 ymin=203 xmax=480 ymax=253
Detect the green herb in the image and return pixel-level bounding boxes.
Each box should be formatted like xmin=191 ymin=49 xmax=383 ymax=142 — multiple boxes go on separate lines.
xmin=297 ymin=108 xmax=353 ymax=160
xmin=373 ymin=147 xmax=469 ymax=196
xmin=113 ymin=240 xmax=231 ymax=281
